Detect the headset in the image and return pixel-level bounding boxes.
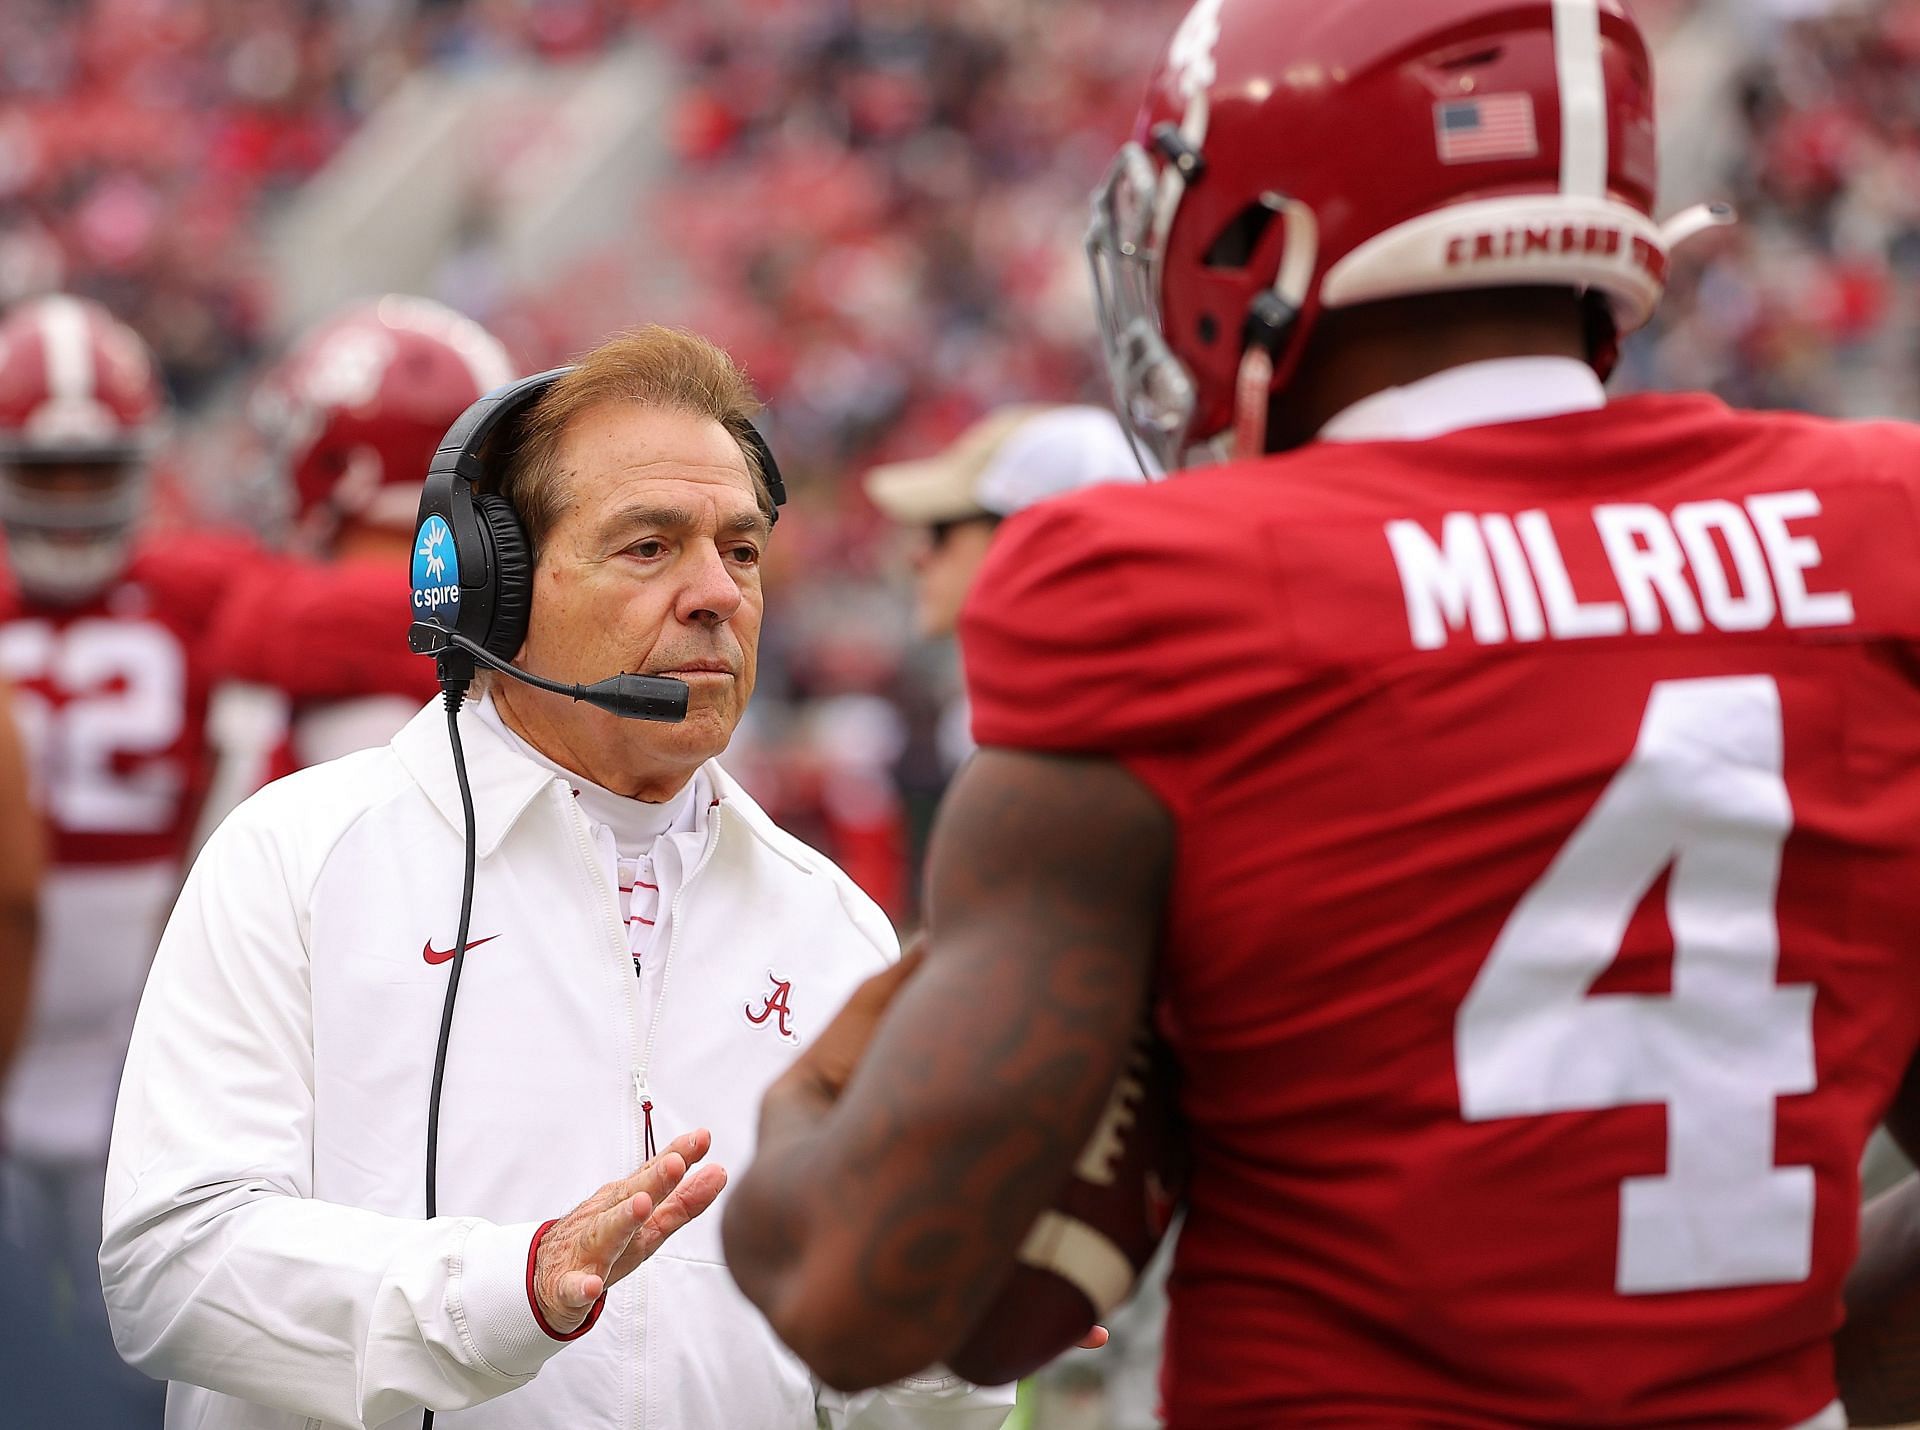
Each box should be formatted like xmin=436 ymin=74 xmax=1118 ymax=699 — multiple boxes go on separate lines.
xmin=405 ymin=369 xmax=786 ymax=1427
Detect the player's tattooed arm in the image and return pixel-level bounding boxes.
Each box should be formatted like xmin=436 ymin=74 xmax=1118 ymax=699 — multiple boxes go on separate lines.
xmin=1837 ymin=1050 xmax=1920 ymax=1426
xmin=723 ymin=748 xmax=1171 ymax=1390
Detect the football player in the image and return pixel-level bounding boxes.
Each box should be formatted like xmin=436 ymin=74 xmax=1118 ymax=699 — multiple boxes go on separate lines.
xmin=726 ymin=2 xmax=1920 ymax=1426
xmin=0 ymin=293 xmax=256 ymax=1400
xmin=200 ymin=296 xmax=512 ymax=804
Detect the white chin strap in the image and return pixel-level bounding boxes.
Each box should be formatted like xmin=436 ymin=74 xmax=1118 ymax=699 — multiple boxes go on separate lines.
xmin=1232 ymin=195 xmax=1320 ymax=462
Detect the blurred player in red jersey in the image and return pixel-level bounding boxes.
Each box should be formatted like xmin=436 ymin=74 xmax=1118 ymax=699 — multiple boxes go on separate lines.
xmin=728 ymin=2 xmax=1920 ymax=1426
xmin=0 ymin=292 xmax=257 ymax=1415
xmin=200 ymin=295 xmax=513 ymax=804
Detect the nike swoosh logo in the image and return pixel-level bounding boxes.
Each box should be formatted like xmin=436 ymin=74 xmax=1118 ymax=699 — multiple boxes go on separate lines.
xmin=422 ymin=934 xmax=500 ymax=966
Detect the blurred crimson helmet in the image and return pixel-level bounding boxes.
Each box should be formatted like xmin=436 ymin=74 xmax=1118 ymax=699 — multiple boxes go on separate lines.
xmin=0 ymin=294 xmax=165 ymax=603
xmin=1089 ymin=0 xmax=1718 ymax=471
xmin=262 ymin=295 xmax=515 ymax=540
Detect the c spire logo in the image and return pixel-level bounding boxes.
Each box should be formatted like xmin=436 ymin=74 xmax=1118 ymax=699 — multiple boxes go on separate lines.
xmin=411 ymin=514 xmax=461 ymax=616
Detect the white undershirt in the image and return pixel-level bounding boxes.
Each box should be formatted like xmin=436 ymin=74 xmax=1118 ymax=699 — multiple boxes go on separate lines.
xmin=476 ymin=695 xmax=711 ymax=980
xmin=1318 ymin=355 xmax=1608 ymax=444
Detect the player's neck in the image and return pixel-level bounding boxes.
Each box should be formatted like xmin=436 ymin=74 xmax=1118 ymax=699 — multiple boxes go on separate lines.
xmin=1270 ymin=290 xmax=1590 ymax=452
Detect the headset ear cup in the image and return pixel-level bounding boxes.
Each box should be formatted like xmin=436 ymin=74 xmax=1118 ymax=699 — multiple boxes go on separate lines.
xmin=476 ymin=493 xmax=533 ymax=659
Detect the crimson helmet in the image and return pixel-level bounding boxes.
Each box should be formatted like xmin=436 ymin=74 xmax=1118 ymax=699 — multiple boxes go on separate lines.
xmin=1090 ymin=0 xmax=1724 ymax=470
xmin=0 ymin=294 xmax=165 ymax=603
xmin=262 ymin=296 xmax=516 ymax=542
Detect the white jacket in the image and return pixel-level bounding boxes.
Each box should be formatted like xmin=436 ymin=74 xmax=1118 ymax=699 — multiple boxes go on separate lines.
xmin=102 ymin=700 xmax=1014 ymax=1430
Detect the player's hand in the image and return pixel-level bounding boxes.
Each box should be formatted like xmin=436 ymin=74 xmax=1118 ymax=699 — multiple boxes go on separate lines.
xmin=531 ymin=1128 xmax=728 ymax=1334
xmin=1078 ymin=1326 xmax=1111 ymax=1350
xmin=787 ymin=939 xmax=926 ymax=1107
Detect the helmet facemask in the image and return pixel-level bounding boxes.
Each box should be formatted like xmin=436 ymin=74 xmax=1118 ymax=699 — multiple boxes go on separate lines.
xmin=1091 ymin=104 xmax=1326 ymax=472
xmin=1089 ymin=136 xmax=1200 ymax=477
xmin=0 ymin=455 xmax=148 ymax=604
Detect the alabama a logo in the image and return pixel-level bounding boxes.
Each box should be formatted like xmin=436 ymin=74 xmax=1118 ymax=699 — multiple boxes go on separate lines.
xmin=744 ymin=972 xmax=798 ymax=1044
xmin=1168 ymin=0 xmax=1227 ymax=100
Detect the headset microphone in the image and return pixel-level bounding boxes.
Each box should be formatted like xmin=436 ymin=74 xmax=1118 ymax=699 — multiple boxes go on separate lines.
xmin=404 ymin=369 xmax=784 ymax=1430
xmin=407 ymin=623 xmax=691 ymax=723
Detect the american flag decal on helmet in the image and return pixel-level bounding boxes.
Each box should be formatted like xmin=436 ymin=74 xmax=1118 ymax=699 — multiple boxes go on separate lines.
xmin=1435 ymin=95 xmax=1540 ymax=165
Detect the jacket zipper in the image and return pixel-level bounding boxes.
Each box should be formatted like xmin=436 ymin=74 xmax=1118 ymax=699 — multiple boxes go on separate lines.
xmin=617 ymin=797 xmax=724 ymax=1430
xmin=561 ymin=789 xmax=641 ymax=1156
xmin=560 ymin=791 xmax=646 ymax=1430
xmin=633 ymin=806 xmax=725 ymax=1108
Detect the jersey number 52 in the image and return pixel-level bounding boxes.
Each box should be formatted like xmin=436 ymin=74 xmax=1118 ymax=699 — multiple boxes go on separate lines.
xmin=1456 ymin=675 xmax=1815 ymax=1295
xmin=0 ymin=618 xmax=187 ymax=834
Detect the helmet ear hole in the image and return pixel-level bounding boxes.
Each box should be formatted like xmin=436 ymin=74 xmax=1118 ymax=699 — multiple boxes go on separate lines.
xmin=1205 ymin=203 xmax=1279 ymax=270
xmin=1432 ymin=43 xmax=1506 ymax=73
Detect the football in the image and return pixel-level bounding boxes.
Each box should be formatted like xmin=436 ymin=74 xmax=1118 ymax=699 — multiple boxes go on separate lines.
xmin=944 ymin=1027 xmax=1187 ymax=1386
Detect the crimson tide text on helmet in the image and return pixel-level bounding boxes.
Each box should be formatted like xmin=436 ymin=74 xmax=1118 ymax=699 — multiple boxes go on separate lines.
xmin=0 ymin=294 xmax=165 ymax=604
xmin=1089 ymin=0 xmax=1729 ymax=471
xmin=261 ymin=295 xmax=516 ymax=544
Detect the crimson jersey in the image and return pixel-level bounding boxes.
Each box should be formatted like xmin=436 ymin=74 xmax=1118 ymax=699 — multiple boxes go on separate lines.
xmin=205 ymin=557 xmax=438 ymax=710
xmin=962 ymin=393 xmax=1920 ymax=1429
xmin=206 ymin=557 xmax=439 ymax=776
xmin=0 ymin=535 xmax=263 ymax=866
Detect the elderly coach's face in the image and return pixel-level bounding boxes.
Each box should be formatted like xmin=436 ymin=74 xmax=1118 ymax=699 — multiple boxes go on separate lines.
xmin=501 ymin=400 xmax=768 ymax=800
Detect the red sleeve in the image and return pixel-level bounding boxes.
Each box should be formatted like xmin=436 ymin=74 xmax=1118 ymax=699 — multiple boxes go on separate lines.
xmin=207 ymin=558 xmax=441 ymax=702
xmin=131 ymin=529 xmax=273 ymax=625
xmin=959 ymin=490 xmax=1286 ymax=783
xmin=961 ymin=501 xmax=1158 ymax=756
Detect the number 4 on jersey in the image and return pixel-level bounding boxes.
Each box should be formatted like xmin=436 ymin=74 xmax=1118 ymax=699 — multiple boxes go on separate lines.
xmin=1456 ymin=676 xmax=1816 ymax=1295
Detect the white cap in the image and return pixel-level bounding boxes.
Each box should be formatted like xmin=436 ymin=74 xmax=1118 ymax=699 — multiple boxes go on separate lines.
xmin=864 ymin=405 xmax=1151 ymax=526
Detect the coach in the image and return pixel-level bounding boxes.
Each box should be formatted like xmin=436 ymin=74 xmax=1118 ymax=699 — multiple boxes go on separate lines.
xmin=99 ymin=328 xmax=1014 ymax=1430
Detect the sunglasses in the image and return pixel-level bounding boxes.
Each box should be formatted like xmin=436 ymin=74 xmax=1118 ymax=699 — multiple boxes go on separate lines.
xmin=927 ymin=515 xmax=1001 ymax=550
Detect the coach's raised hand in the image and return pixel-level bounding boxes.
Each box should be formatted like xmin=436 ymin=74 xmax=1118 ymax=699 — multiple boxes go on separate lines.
xmin=531 ymin=1129 xmax=728 ymax=1335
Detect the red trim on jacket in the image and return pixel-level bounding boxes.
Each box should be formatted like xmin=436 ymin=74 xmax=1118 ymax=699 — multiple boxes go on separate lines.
xmin=526 ymin=1219 xmax=607 ymax=1342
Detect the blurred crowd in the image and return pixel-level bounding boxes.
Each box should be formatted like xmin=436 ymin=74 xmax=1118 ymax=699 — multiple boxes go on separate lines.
xmin=1628 ymin=0 xmax=1920 ymax=415
xmin=0 ymin=0 xmax=655 ymax=407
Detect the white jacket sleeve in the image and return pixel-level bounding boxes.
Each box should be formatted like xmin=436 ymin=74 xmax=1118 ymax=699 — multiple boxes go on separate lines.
xmin=100 ymin=808 xmax=571 ymax=1430
xmin=819 ymin=1370 xmax=1018 ymax=1430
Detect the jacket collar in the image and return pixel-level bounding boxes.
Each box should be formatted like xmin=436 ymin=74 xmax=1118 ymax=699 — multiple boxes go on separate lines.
xmin=392 ymin=699 xmax=555 ymax=858
xmin=389 ymin=698 xmax=808 ymax=869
